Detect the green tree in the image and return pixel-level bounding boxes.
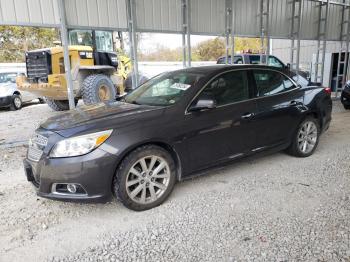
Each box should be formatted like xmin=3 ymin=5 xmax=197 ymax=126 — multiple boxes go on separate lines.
xmin=0 ymin=26 xmax=59 ymax=62
xmin=195 ymin=37 xmax=226 ymax=61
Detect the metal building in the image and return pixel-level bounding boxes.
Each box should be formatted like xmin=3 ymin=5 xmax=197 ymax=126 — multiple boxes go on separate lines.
xmin=0 ymin=0 xmax=349 ymax=108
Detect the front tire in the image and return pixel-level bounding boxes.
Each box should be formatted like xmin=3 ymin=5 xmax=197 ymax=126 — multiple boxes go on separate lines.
xmin=113 ymin=145 xmax=176 ymax=211
xmin=287 ymin=117 xmax=320 ymax=157
xmin=82 ymin=74 xmax=116 ymax=105
xmin=10 ymin=94 xmax=22 ymax=110
xmin=45 ymin=98 xmax=71 ymax=111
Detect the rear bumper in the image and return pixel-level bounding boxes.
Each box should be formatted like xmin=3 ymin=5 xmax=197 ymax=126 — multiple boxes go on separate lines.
xmin=23 ymin=147 xmax=119 ymax=203
xmin=0 ymin=95 xmax=12 ymax=107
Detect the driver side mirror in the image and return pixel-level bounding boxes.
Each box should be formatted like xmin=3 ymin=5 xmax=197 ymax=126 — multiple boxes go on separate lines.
xmin=189 ymin=98 xmax=217 ymax=112
xmin=286 ymin=63 xmax=291 ymax=71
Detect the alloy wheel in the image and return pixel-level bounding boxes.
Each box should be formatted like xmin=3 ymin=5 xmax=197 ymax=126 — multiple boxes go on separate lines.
xmin=297 ymin=121 xmax=318 ymax=154
xmin=126 ymin=155 xmax=170 ymax=204
xmin=14 ymin=97 xmax=21 ymax=108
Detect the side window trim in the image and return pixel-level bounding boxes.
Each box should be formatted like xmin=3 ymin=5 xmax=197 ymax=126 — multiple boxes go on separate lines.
xmin=251 ymin=68 xmax=300 ymax=99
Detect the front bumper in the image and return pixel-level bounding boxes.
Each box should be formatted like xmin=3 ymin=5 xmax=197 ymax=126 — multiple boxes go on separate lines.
xmin=0 ymin=95 xmax=12 ymax=107
xmin=23 ymin=147 xmax=119 ymax=203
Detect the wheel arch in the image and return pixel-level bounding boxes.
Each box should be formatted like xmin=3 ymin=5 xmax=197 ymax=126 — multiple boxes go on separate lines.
xmin=113 ymin=140 xmax=183 ymax=184
xmin=304 ymin=110 xmax=322 ymax=129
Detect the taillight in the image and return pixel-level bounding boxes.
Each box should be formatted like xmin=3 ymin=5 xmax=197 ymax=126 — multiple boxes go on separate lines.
xmin=324 ymin=87 xmax=331 ymax=95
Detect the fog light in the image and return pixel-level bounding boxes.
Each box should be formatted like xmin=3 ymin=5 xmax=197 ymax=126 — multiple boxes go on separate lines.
xmin=67 ymin=183 xmax=77 ymax=193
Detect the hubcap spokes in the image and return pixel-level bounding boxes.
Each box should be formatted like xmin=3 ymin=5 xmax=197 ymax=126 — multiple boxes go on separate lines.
xmin=126 ymin=156 xmax=170 ymax=204
xmin=298 ymin=121 xmax=317 ymax=154
xmin=14 ymin=97 xmax=21 ymax=108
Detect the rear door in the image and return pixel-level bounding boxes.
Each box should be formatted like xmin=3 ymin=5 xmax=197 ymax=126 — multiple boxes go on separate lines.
xmin=251 ymin=69 xmax=304 ymax=149
xmin=183 ymin=69 xmax=258 ymax=172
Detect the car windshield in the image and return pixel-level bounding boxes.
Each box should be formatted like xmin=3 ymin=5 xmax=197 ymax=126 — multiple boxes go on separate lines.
xmin=124 ymin=71 xmax=204 ymax=106
xmin=0 ymin=73 xmax=17 ymax=83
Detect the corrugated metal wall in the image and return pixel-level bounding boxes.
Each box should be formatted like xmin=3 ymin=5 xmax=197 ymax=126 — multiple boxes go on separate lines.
xmin=233 ymin=0 xmax=260 ymax=37
xmin=190 ymin=0 xmax=226 ymax=35
xmin=0 ymin=0 xmax=60 ymax=27
xmin=0 ymin=0 xmax=348 ymax=41
xmin=136 ymin=0 xmax=182 ymax=32
xmin=64 ymin=0 xmax=127 ymax=30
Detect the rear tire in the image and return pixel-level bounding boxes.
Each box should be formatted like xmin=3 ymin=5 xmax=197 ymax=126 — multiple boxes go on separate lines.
xmin=10 ymin=94 xmax=22 ymax=111
xmin=45 ymin=98 xmax=70 ymax=111
xmin=113 ymin=145 xmax=176 ymax=211
xmin=287 ymin=117 xmax=320 ymax=157
xmin=82 ymin=74 xmax=116 ymax=105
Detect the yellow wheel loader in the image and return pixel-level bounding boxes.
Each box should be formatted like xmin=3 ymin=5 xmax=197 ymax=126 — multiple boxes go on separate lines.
xmin=16 ymin=30 xmax=145 ymax=111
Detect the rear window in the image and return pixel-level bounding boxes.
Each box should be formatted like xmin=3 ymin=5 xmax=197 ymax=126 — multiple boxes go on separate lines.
xmin=249 ymin=55 xmax=264 ymax=64
xmin=253 ymin=70 xmax=296 ymax=97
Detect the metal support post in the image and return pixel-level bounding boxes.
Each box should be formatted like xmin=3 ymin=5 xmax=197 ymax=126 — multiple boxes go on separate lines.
xmin=290 ymin=0 xmax=303 ymax=72
xmin=260 ymin=0 xmax=270 ymax=64
xmin=181 ymin=0 xmax=187 ymax=68
xmin=225 ymin=0 xmax=233 ymax=64
xmin=335 ymin=2 xmax=350 ymax=98
xmin=186 ymin=0 xmax=191 ymax=67
xmin=315 ymin=0 xmax=329 ymax=84
xmin=57 ymin=0 xmax=75 ymax=109
xmin=231 ymin=0 xmax=235 ymax=64
xmin=127 ymin=0 xmax=139 ymax=89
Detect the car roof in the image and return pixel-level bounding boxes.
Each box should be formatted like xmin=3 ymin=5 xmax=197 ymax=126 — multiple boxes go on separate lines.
xmin=217 ymin=54 xmax=275 ymax=59
xmin=170 ymin=64 xmax=283 ymax=76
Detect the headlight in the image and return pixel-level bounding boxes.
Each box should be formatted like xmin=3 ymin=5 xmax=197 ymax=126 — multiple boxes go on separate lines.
xmin=50 ymin=130 xmax=113 ymax=158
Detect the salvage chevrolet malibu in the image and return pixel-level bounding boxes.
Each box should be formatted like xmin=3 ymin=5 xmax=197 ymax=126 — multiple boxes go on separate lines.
xmin=24 ymin=65 xmax=332 ymax=211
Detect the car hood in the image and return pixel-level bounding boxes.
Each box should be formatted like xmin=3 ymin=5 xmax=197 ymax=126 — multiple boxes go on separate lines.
xmin=41 ymin=102 xmax=164 ymax=137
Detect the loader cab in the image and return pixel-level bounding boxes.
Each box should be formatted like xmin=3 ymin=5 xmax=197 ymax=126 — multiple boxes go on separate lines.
xmin=68 ymin=29 xmax=118 ymax=68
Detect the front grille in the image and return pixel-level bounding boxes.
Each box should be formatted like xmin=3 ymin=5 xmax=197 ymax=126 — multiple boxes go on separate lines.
xmin=27 ymin=133 xmax=48 ymax=162
xmin=26 ymin=50 xmax=52 ymax=83
xmin=28 ymin=147 xmax=43 ymax=162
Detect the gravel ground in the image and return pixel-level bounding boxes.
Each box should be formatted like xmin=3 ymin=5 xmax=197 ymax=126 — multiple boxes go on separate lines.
xmin=0 ymin=101 xmax=349 ymax=262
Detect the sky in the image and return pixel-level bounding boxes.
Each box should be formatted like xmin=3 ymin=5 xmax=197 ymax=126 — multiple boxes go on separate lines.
xmin=137 ymin=33 xmax=217 ymax=53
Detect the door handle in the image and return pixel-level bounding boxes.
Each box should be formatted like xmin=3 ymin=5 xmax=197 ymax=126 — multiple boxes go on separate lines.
xmin=290 ymin=100 xmax=299 ymax=106
xmin=241 ymin=112 xmax=254 ymax=119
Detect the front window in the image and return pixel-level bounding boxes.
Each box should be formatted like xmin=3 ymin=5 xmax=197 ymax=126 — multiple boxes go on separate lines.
xmin=69 ymin=30 xmax=93 ymax=47
xmin=0 ymin=73 xmax=17 ymax=83
xmin=124 ymin=72 xmax=204 ymax=106
xmin=197 ymin=70 xmax=249 ymax=106
xmin=69 ymin=30 xmax=113 ymax=52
